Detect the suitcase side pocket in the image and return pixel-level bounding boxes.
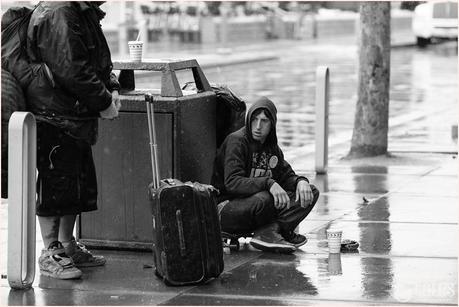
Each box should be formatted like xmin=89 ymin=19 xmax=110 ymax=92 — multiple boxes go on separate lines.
xmin=204 ymin=189 xmax=224 ymax=276
xmin=193 ymin=184 xmax=224 ymax=279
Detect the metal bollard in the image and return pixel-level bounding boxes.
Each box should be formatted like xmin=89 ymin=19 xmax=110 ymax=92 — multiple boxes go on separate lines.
xmin=7 ymin=112 xmax=36 ymax=290
xmin=315 ymin=66 xmax=329 ymax=174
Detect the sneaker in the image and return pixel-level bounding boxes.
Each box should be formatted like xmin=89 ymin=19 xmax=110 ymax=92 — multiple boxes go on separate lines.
xmin=64 ymin=238 xmax=106 ymax=267
xmin=250 ymin=223 xmax=296 ymax=254
xmin=282 ymin=231 xmax=308 ymax=248
xmin=39 ymin=241 xmax=82 ymax=279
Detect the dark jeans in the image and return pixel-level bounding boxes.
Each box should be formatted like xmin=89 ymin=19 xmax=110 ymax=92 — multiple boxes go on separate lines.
xmin=36 ymin=122 xmax=97 ymax=216
xmin=220 ymin=184 xmax=319 ymax=235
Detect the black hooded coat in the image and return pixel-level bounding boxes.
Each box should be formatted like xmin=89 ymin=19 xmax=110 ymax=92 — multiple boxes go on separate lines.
xmin=211 ymin=96 xmax=308 ymax=202
xmin=25 ymin=1 xmax=119 ymax=144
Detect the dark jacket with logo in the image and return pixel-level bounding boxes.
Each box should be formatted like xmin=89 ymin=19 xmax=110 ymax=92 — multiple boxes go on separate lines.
xmin=26 ymin=1 xmax=119 ymax=144
xmin=211 ymin=96 xmax=308 ymax=202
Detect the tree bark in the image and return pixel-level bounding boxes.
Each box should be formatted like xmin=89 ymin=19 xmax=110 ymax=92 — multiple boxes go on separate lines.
xmin=349 ymin=2 xmax=391 ymax=157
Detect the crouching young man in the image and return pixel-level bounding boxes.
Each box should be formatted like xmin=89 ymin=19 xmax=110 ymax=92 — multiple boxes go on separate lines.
xmin=211 ymin=96 xmax=320 ymax=253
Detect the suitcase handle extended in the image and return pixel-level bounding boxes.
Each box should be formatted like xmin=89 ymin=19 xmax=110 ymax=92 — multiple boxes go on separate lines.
xmin=146 ymin=95 xmax=160 ymax=189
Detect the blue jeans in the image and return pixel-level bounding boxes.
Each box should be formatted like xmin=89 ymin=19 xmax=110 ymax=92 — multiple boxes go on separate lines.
xmin=220 ymin=184 xmax=319 ymax=235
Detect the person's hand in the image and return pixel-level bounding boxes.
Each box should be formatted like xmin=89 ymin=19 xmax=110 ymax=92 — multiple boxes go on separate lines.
xmin=100 ymin=101 xmax=119 ymax=119
xmin=296 ymin=180 xmax=313 ymax=208
xmin=269 ymin=182 xmax=290 ymax=210
xmin=112 ymin=90 xmax=121 ymax=112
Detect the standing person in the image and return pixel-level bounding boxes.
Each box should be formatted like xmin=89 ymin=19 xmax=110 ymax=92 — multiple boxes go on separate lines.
xmin=26 ymin=1 xmax=121 ymax=279
xmin=212 ymin=96 xmax=320 ymax=253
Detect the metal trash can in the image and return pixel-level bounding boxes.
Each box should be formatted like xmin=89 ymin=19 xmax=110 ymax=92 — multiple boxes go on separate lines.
xmin=77 ymin=59 xmax=216 ymax=250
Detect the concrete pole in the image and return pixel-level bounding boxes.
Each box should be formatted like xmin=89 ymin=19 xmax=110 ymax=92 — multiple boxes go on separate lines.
xmin=140 ymin=19 xmax=149 ymax=56
xmin=137 ymin=2 xmax=149 ymax=55
xmin=7 ymin=112 xmax=36 ymax=290
xmin=219 ymin=2 xmax=230 ymax=51
xmin=119 ymin=2 xmax=128 ymax=57
xmin=315 ymin=66 xmax=329 ymax=174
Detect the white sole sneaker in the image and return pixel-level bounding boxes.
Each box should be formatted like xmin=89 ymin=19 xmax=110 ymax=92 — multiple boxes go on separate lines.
xmin=250 ymin=238 xmax=296 ymax=253
xmin=73 ymin=256 xmax=106 ymax=268
xmin=40 ymin=267 xmax=82 ymax=280
xmin=292 ymin=240 xmax=307 ymax=248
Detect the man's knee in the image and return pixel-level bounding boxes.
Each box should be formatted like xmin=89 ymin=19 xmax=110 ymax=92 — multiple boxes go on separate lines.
xmin=251 ymin=191 xmax=276 ymax=224
xmin=252 ymin=191 xmax=274 ymax=209
xmin=220 ymin=191 xmax=276 ymax=233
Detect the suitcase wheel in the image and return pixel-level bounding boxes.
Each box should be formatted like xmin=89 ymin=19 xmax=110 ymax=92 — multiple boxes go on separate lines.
xmin=230 ymin=238 xmax=240 ymax=251
xmin=223 ymin=238 xmax=240 ymax=252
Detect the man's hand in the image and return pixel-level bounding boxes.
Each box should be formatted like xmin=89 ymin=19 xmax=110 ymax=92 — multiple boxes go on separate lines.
xmin=269 ymin=182 xmax=290 ymax=210
xmin=100 ymin=101 xmax=119 ymax=119
xmin=112 ymin=90 xmax=121 ymax=112
xmin=296 ymin=180 xmax=313 ymax=208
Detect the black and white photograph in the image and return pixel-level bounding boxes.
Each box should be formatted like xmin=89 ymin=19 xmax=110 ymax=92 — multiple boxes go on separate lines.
xmin=0 ymin=1 xmax=457 ymax=305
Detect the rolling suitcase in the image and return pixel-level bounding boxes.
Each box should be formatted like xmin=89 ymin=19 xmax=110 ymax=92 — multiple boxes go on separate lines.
xmin=145 ymin=94 xmax=224 ymax=286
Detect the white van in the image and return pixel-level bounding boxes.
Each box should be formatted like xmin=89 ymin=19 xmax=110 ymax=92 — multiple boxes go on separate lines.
xmin=412 ymin=1 xmax=458 ymax=46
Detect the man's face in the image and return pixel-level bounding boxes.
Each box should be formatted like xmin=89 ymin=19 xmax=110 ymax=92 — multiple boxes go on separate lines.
xmin=251 ymin=110 xmax=271 ymax=144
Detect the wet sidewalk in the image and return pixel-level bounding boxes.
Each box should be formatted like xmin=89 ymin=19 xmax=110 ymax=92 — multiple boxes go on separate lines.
xmin=1 ymin=150 xmax=457 ymax=305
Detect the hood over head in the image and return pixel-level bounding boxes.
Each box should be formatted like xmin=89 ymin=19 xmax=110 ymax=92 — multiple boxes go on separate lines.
xmin=246 ymin=96 xmax=278 ymax=146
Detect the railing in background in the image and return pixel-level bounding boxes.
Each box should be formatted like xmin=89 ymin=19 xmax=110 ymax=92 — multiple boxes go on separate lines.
xmin=7 ymin=112 xmax=36 ymax=290
xmin=315 ymin=66 xmax=329 ymax=174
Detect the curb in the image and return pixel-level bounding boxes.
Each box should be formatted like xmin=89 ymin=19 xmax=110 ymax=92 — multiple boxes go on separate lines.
xmin=131 ymin=53 xmax=279 ymax=80
xmin=199 ymin=54 xmax=278 ymax=69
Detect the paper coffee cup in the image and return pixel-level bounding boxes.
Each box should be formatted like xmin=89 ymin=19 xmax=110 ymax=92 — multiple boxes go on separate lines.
xmin=326 ymin=229 xmax=342 ymax=253
xmin=128 ymin=41 xmax=143 ymax=62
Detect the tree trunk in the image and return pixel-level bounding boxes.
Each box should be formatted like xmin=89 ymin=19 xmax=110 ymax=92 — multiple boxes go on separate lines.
xmin=349 ymin=2 xmax=391 ymax=157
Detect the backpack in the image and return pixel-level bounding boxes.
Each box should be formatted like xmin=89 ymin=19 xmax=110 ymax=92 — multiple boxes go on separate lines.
xmin=1 ymin=5 xmax=35 ymax=198
xmin=211 ymin=84 xmax=246 ymax=147
xmin=182 ymin=82 xmax=247 ymax=148
xmin=1 ymin=69 xmax=27 ymax=198
xmin=1 ymin=5 xmax=36 ymax=88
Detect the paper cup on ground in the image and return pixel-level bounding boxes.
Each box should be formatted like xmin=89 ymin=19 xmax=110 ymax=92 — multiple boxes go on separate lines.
xmin=326 ymin=229 xmax=342 ymax=253
xmin=128 ymin=41 xmax=143 ymax=62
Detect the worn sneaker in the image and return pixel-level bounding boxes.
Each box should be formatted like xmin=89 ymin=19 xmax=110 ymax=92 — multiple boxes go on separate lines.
xmin=39 ymin=241 xmax=82 ymax=279
xmin=250 ymin=223 xmax=296 ymax=254
xmin=64 ymin=238 xmax=106 ymax=267
xmin=282 ymin=231 xmax=308 ymax=248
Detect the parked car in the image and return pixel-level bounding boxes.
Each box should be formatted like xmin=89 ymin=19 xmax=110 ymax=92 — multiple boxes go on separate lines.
xmin=412 ymin=1 xmax=458 ymax=46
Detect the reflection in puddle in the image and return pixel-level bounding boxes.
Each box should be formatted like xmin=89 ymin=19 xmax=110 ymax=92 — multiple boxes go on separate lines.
xmin=361 ymin=257 xmax=394 ymax=300
xmin=357 ymin=174 xmax=394 ymax=300
xmin=221 ymin=253 xmax=319 ymax=297
xmin=327 ymin=253 xmax=342 ymax=275
xmin=8 ymin=288 xmax=35 ymax=305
